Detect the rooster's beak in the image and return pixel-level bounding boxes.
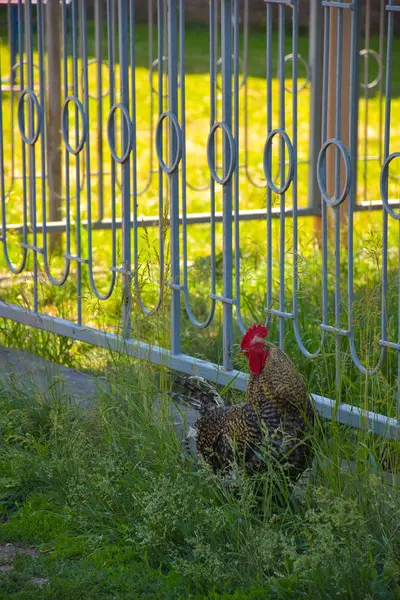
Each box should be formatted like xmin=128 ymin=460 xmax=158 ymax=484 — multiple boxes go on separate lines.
xmin=237 ymin=348 xmax=244 ymax=354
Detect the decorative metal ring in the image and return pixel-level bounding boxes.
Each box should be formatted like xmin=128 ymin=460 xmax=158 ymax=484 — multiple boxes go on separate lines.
xmin=12 ymin=60 xmax=40 ymax=91
xmin=17 ymin=88 xmax=42 ymax=146
xmin=216 ymin=56 xmax=246 ymax=92
xmin=61 ymin=95 xmax=88 ymax=155
xmin=155 ymin=111 xmax=183 ymax=175
xmin=82 ymin=58 xmax=110 ymax=99
xmin=316 ymin=138 xmax=352 ymax=207
xmin=263 ymin=128 xmax=294 ymax=194
xmin=360 ymin=49 xmax=382 ymax=90
xmin=150 ymin=57 xmax=171 ymax=98
xmin=380 ymin=152 xmax=400 ymax=221
xmin=207 ymin=121 xmax=236 ymax=185
xmin=280 ymin=53 xmax=311 ymax=94
xmin=107 ymin=103 xmax=133 ymax=164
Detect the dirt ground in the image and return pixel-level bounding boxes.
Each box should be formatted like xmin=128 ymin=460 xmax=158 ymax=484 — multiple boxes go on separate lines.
xmin=0 ymin=543 xmax=48 ymax=586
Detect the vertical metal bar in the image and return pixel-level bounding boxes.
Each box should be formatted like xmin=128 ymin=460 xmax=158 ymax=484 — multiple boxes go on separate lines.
xmin=291 ymin=0 xmax=325 ymax=360
xmin=3 ymin=0 xmax=29 ymax=275
xmin=18 ymin=0 xmax=28 ymax=243
xmin=167 ymin=0 xmax=181 ymax=354
xmin=292 ymin=2 xmax=299 ymax=325
xmin=38 ymin=0 xmax=49 ymax=261
xmin=221 ymin=0 xmax=233 ymax=370
xmin=25 ymin=0 xmax=38 ymax=312
xmin=61 ymin=0 xmax=71 ymax=264
xmin=133 ymin=0 xmax=163 ymax=288
xmin=243 ymin=0 xmax=249 ymax=174
xmin=362 ymin=0 xmax=370 ymax=204
xmin=131 ymin=0 xmax=163 ymax=316
xmin=278 ymin=4 xmax=285 ymax=350
xmin=145 ymin=0 xmax=155 ymax=193
xmin=233 ymin=0 xmax=245 ymax=333
xmin=37 ymin=0 xmax=70 ymax=286
xmin=243 ymin=0 xmax=263 ymax=190
xmin=10 ymin=4 xmax=16 ymax=192
xmin=210 ymin=0 xmax=217 ymax=302
xmin=321 ymin=6 xmax=330 ymax=337
xmin=46 ymin=0 xmax=62 ymax=252
xmin=208 ymin=0 xmax=218 ymax=310
xmin=347 ymin=1 xmax=364 ymax=396
xmin=82 ymin=0 xmax=115 ymax=301
xmin=0 ymin=52 xmax=6 ymax=241
xmin=178 ymin=0 xmax=215 ymax=327
xmin=382 ymin=1 xmax=394 ymax=415
xmin=95 ymin=0 xmax=104 ymax=222
xmin=157 ymin=0 xmax=164 ymax=206
xmin=163 ymin=0 xmax=168 ymax=89
xmin=71 ymin=0 xmax=82 ymax=324
xmin=327 ymin=5 xmax=351 ymax=210
xmin=334 ymin=7 xmax=343 ymax=394
xmin=213 ymin=0 xmax=218 ymax=128
xmin=118 ymin=0 xmax=132 ymax=338
xmin=308 ymin=0 xmax=323 ymax=217
xmin=378 ymin=0 xmax=385 ymax=165
xmin=131 ymin=0 xmax=160 ymax=315
xmin=107 ymin=0 xmax=116 ymax=269
xmin=266 ymin=2 xmax=272 ymax=327
xmin=9 ymin=5 xmax=18 ymax=87
xmin=0 ymin=28 xmax=28 ymax=275
xmin=130 ymin=0 xmax=138 ymax=294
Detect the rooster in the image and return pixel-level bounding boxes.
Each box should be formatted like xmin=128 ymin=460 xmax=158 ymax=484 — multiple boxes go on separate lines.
xmin=173 ymin=324 xmax=314 ymax=479
xmin=239 ymin=324 xmax=315 ymax=478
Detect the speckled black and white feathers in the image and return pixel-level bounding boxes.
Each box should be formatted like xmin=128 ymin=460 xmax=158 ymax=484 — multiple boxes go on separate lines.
xmin=172 ymin=374 xmax=263 ymax=473
xmin=245 ymin=342 xmax=315 ymax=476
xmin=173 ymin=374 xmax=225 ymax=412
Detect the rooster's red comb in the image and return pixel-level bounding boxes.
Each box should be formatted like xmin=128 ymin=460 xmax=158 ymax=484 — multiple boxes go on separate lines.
xmin=240 ymin=324 xmax=268 ymax=349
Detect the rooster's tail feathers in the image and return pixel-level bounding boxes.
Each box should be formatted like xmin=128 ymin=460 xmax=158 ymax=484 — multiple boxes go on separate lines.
xmin=170 ymin=373 xmax=225 ymax=410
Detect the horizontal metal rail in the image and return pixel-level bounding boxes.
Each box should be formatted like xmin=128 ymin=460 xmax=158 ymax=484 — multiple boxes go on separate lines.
xmin=1 ymin=300 xmax=398 ymax=440
xmin=4 ymin=196 xmax=400 ymax=233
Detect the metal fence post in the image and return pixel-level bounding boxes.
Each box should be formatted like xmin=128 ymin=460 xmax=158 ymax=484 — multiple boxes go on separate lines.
xmin=118 ymin=0 xmax=132 ymax=338
xmin=46 ymin=0 xmax=62 ymax=253
xmin=326 ymin=1 xmax=354 ymax=239
xmin=24 ymin=0 xmax=38 ymax=312
xmin=9 ymin=5 xmax=18 ymax=87
xmin=95 ymin=0 xmax=104 ymax=222
xmin=221 ymin=0 xmax=234 ymax=371
xmin=167 ymin=0 xmax=181 ymax=355
xmin=308 ymin=0 xmax=323 ymax=242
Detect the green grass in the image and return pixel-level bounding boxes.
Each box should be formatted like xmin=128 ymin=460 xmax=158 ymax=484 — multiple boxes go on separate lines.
xmin=0 ymin=360 xmax=400 ymax=599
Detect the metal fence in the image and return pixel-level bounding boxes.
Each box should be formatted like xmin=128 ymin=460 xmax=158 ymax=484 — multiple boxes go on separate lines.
xmin=0 ymin=0 xmax=399 ymax=438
